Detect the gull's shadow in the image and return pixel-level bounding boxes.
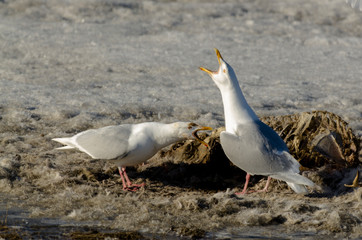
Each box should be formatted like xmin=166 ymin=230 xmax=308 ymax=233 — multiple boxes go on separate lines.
xmin=130 ymin=139 xmax=264 ymax=191
xmin=136 ymin=162 xmax=245 ymax=191
xmin=127 ymin=163 xmax=359 ymax=197
xmin=127 ymin=160 xmax=266 ymax=192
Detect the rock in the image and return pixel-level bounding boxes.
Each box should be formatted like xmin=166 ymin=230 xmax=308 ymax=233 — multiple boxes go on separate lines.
xmin=261 ymin=111 xmax=360 ymax=168
xmin=164 ymin=111 xmax=360 ymax=170
xmin=155 ymin=111 xmax=360 ymax=192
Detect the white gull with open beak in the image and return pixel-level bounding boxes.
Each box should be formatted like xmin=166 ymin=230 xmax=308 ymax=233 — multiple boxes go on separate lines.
xmin=200 ymin=49 xmax=315 ymax=194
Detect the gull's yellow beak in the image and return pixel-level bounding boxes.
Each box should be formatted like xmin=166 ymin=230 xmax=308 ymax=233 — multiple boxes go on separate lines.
xmin=199 ymin=67 xmax=213 ymax=75
xmin=192 ymin=126 xmax=212 ymax=149
xmin=199 ymin=48 xmax=224 ymax=75
xmin=215 ymin=48 xmax=223 ymax=65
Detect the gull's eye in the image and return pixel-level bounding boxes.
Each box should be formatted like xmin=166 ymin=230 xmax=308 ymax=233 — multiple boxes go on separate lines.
xmin=188 ymin=122 xmax=197 ymax=129
xmin=223 ymin=69 xmax=226 ymax=73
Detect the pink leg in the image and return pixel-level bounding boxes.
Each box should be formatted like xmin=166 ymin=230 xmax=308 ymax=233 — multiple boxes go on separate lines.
xmin=122 ymin=167 xmax=145 ymax=188
xmin=256 ymin=176 xmax=271 ymax=193
xmin=236 ymin=173 xmax=251 ymax=195
xmin=118 ymin=167 xmax=145 ymax=191
xmin=118 ymin=167 xmax=128 ymax=190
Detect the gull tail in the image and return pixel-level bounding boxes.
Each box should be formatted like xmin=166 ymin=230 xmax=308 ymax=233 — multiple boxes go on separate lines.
xmin=286 ymin=182 xmax=309 ymax=194
xmin=272 ymin=172 xmax=315 ymax=194
xmin=52 ymin=137 xmax=76 ymax=150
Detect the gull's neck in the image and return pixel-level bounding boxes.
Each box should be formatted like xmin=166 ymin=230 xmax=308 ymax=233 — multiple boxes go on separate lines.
xmin=220 ymin=79 xmax=259 ymax=133
xmin=151 ymin=123 xmax=185 ymax=149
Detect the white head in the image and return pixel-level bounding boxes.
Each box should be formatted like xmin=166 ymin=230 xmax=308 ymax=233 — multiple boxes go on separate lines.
xmin=172 ymin=122 xmax=209 ymax=138
xmin=199 ymin=48 xmax=238 ymax=90
xmin=199 ymin=49 xmax=260 ymax=127
xmin=172 ymin=122 xmax=212 ymax=148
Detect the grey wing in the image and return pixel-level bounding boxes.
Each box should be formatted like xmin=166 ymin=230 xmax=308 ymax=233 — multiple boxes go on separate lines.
xmin=220 ymin=130 xmax=298 ymax=175
xmin=220 ymin=131 xmax=273 ymax=174
xmin=74 ymin=125 xmax=132 ymax=159
xmin=254 ymin=121 xmax=288 ymax=152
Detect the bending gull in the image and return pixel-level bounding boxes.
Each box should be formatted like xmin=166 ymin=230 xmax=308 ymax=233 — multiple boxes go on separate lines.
xmin=53 ymin=122 xmax=212 ymax=191
xmin=200 ymin=49 xmax=315 ymax=194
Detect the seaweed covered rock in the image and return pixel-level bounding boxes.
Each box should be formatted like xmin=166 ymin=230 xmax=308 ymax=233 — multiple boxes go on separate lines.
xmin=261 ymin=111 xmax=360 ymax=168
xmin=163 ymin=111 xmax=360 ymax=170
xmin=152 ymin=111 xmax=361 ymax=192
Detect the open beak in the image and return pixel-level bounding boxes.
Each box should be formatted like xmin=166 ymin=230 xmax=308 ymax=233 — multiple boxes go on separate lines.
xmin=215 ymin=48 xmax=223 ymax=64
xmin=199 ymin=48 xmax=224 ymax=75
xmin=199 ymin=67 xmax=214 ymax=75
xmin=192 ymin=126 xmax=213 ymax=149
